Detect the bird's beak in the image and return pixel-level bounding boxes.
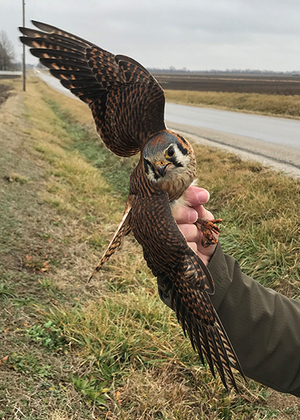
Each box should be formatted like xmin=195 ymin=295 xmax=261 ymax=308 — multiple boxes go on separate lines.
xmin=155 ymin=161 xmax=171 ymax=177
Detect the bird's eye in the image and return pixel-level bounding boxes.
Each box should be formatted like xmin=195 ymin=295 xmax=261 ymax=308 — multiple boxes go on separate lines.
xmin=165 ymin=147 xmax=175 ymax=159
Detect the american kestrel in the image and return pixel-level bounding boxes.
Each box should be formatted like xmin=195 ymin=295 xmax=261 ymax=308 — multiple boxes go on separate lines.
xmin=20 ymin=21 xmax=244 ymax=389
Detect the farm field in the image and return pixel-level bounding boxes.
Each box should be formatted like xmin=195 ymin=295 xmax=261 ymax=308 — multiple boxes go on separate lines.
xmin=153 ymin=72 xmax=300 ymax=95
xmin=0 ymin=77 xmax=299 ymax=419
xmin=151 ymin=72 xmax=300 ymax=118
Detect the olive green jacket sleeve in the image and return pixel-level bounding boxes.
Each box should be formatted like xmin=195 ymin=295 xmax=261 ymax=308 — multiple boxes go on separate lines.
xmin=157 ymin=244 xmax=300 ymax=397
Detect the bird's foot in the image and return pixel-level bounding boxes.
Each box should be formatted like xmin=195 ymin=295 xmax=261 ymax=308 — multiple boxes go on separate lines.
xmin=195 ymin=218 xmax=222 ymax=248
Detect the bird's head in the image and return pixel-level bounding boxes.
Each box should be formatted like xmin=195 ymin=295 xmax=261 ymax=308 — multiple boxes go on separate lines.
xmin=143 ymin=131 xmax=196 ymax=200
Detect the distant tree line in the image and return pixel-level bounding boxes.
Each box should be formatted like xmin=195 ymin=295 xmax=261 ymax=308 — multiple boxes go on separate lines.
xmin=0 ymin=31 xmax=16 ymax=70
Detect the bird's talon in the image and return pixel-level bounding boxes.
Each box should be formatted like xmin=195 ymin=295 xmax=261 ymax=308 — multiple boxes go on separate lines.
xmin=195 ymin=218 xmax=222 ymax=248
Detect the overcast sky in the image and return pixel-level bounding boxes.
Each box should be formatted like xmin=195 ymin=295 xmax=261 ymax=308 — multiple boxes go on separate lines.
xmin=1 ymin=0 xmax=300 ymax=72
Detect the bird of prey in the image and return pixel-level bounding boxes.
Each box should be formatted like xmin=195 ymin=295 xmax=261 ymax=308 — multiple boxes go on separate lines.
xmin=20 ymin=21 xmax=244 ymax=389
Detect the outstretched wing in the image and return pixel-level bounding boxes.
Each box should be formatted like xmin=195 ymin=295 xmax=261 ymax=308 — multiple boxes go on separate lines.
xmin=19 ymin=21 xmax=166 ymax=157
xmin=131 ymin=189 xmax=244 ymax=389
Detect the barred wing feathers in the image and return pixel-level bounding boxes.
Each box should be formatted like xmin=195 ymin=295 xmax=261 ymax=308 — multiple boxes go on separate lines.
xmin=19 ymin=21 xmax=166 ymax=157
xmin=131 ymin=190 xmax=243 ymax=390
xmin=170 ymin=251 xmax=243 ymax=390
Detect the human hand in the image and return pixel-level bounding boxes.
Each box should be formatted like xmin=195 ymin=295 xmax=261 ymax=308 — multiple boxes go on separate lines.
xmin=172 ymin=186 xmax=219 ymax=266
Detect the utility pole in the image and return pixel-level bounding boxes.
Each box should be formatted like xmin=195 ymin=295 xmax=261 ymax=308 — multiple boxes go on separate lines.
xmin=22 ymin=0 xmax=26 ymax=91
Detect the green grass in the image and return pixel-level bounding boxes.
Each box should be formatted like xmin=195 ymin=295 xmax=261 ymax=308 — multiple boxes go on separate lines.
xmin=193 ymin=155 xmax=300 ymax=294
xmin=43 ymin=97 xmax=137 ymax=200
xmin=0 ymin=77 xmax=299 ymax=419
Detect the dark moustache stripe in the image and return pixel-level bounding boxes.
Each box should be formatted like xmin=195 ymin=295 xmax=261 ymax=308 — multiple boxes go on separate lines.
xmin=177 ymin=142 xmax=188 ymax=156
xmin=144 ymin=159 xmax=159 ymax=179
xmin=171 ymin=157 xmax=184 ymax=167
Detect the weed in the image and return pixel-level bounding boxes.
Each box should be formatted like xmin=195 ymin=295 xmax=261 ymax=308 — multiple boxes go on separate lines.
xmin=0 ymin=282 xmax=16 ymax=299
xmin=38 ymin=277 xmax=55 ymax=290
xmin=70 ymin=374 xmax=108 ymax=405
xmin=4 ymin=353 xmax=54 ymax=378
xmin=25 ymin=320 xmax=69 ymax=352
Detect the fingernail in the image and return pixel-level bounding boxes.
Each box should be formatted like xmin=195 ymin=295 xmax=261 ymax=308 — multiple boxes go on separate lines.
xmin=197 ymin=190 xmax=210 ymax=203
xmin=189 ymin=209 xmax=198 ymax=223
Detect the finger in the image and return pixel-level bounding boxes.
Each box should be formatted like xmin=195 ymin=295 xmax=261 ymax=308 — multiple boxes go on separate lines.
xmin=193 ymin=204 xmax=214 ymax=220
xmin=184 ymin=186 xmax=210 ymax=207
xmin=172 ymin=187 xmax=210 ymax=223
xmin=172 ymin=205 xmax=198 ymax=224
xmin=178 ymin=223 xmax=200 ymax=243
xmin=187 ymin=241 xmax=197 ymax=253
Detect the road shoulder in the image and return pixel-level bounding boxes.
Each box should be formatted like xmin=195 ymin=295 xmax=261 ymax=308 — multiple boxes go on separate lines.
xmin=167 ymin=121 xmax=300 ymax=178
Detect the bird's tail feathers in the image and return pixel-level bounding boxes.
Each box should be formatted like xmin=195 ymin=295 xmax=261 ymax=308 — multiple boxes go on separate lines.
xmin=169 ymin=273 xmax=244 ymax=390
xmin=214 ymin=313 xmax=245 ymax=379
xmin=88 ymin=203 xmax=132 ymax=282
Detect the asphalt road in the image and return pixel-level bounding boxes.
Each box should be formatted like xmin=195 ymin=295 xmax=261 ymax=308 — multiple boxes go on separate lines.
xmin=165 ymin=103 xmax=300 ymax=149
xmin=36 ymin=71 xmax=300 ymax=177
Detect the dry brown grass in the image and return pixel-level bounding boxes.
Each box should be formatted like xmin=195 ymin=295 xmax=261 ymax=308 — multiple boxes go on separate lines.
xmin=191 ymin=150 xmax=300 ymax=294
xmin=165 ymin=89 xmax=300 ymax=119
xmin=0 ymin=76 xmax=299 ymax=419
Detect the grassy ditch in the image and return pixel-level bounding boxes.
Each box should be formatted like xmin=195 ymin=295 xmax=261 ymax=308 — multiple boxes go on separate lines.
xmin=0 ymin=82 xmax=13 ymax=106
xmin=165 ymin=90 xmax=300 ymax=119
xmin=0 ymin=77 xmax=299 ymax=419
